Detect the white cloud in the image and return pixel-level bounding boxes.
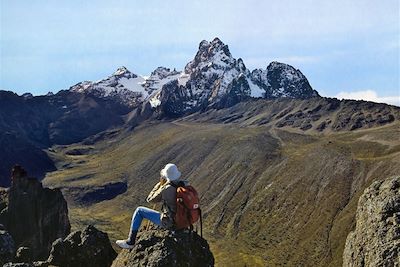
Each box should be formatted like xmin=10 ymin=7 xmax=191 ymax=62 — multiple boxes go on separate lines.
xmin=335 ymin=90 xmax=400 ymax=106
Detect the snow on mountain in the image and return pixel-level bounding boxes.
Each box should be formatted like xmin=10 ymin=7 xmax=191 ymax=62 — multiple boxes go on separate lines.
xmin=143 ymin=67 xmax=180 ymax=95
xmin=246 ymin=77 xmax=265 ymax=98
xmin=69 ymin=38 xmax=318 ymax=113
xmin=70 ymin=67 xmax=147 ymax=106
xmin=183 ymin=38 xmax=253 ymax=100
xmin=142 ymin=67 xmax=189 ymax=108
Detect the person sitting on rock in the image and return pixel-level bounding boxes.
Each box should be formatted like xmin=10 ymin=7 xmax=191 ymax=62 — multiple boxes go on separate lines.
xmin=116 ymin=163 xmax=182 ymax=249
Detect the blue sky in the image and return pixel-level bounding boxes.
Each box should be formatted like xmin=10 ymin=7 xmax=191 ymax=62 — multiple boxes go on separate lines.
xmin=1 ymin=0 xmax=399 ymax=105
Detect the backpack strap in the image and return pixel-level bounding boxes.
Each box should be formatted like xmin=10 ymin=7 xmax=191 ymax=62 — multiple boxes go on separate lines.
xmin=170 ymin=181 xmax=185 ymax=188
xmin=199 ymin=208 xmax=203 ymax=238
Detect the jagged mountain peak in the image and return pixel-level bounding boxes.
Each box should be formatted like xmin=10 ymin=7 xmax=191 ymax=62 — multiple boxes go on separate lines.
xmin=150 ymin=66 xmax=180 ymax=79
xmin=249 ymin=61 xmax=319 ymax=99
xmin=113 ymin=66 xmax=129 ymax=75
xmin=111 ymin=66 xmax=138 ymax=79
xmin=198 ymin=37 xmax=227 ymax=51
xmin=185 ymin=37 xmax=233 ymax=73
xmin=266 ymin=61 xmax=319 ymax=98
xmin=267 ymin=61 xmax=302 ymax=75
xmin=268 ymin=61 xmax=289 ymax=68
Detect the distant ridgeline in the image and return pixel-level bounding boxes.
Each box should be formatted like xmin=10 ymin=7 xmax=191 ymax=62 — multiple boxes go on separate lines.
xmin=0 ymin=37 xmax=399 ymax=188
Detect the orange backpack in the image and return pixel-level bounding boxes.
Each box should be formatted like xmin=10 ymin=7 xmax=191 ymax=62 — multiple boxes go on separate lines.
xmin=172 ymin=182 xmax=203 ymax=236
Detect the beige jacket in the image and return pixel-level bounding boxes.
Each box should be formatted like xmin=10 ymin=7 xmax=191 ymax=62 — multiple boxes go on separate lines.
xmin=146 ymin=181 xmax=177 ymax=228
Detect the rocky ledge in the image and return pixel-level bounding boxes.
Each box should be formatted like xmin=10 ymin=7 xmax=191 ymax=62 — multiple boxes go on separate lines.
xmin=343 ymin=176 xmax=400 ymax=267
xmin=111 ymin=229 xmax=214 ymax=267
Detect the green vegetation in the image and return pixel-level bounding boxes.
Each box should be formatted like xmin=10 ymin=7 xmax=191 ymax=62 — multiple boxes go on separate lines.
xmin=44 ymin=120 xmax=400 ymax=266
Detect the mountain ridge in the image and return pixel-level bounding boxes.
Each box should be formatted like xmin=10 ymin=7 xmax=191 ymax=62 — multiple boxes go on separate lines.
xmin=63 ymin=38 xmax=320 ymax=113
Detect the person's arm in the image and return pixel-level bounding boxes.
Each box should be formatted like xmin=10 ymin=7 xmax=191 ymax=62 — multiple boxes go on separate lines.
xmin=146 ymin=178 xmax=167 ymax=203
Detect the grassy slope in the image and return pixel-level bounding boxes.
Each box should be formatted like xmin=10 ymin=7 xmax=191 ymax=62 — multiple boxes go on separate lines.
xmin=44 ymin=120 xmax=400 ymax=266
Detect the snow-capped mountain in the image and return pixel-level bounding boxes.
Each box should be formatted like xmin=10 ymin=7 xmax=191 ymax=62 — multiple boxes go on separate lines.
xmin=69 ymin=38 xmax=319 ymax=114
xmin=143 ymin=67 xmax=181 ymax=95
xmin=149 ymin=38 xmax=318 ymax=116
xmin=251 ymin=62 xmax=318 ymax=98
xmin=141 ymin=67 xmax=190 ymax=108
xmin=70 ymin=67 xmax=147 ymax=106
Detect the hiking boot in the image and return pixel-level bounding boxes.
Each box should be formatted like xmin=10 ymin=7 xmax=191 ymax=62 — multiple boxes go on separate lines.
xmin=116 ymin=230 xmax=137 ymax=249
xmin=116 ymin=239 xmax=134 ymax=249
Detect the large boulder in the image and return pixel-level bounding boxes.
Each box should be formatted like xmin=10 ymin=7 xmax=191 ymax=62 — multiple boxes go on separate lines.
xmin=46 ymin=225 xmax=117 ymax=267
xmin=111 ymin=229 xmax=214 ymax=267
xmin=343 ymin=176 xmax=400 ymax=266
xmin=0 ymin=165 xmax=70 ymax=260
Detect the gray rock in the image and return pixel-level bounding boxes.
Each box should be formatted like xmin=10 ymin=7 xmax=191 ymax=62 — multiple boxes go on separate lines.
xmin=343 ymin=176 xmax=400 ymax=267
xmin=47 ymin=225 xmax=117 ymax=267
xmin=111 ymin=229 xmax=214 ymax=267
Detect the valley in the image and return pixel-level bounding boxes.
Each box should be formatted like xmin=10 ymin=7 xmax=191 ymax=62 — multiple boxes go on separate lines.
xmin=43 ymin=107 xmax=400 ymax=266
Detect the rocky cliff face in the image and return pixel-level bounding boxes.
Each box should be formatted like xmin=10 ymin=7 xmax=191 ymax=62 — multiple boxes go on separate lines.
xmin=112 ymin=229 xmax=214 ymax=267
xmin=0 ymin=166 xmax=70 ymax=259
xmin=343 ymin=176 xmax=400 ymax=267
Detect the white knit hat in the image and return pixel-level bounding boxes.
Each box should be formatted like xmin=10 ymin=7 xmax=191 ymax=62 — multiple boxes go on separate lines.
xmin=160 ymin=163 xmax=181 ymax=182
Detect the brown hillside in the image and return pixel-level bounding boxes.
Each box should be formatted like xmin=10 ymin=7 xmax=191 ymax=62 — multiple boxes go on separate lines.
xmin=44 ymin=99 xmax=400 ymax=266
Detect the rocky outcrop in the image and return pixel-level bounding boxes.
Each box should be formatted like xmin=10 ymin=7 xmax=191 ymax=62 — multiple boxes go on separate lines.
xmin=343 ymin=176 xmax=400 ymax=267
xmin=46 ymin=225 xmax=117 ymax=267
xmin=112 ymin=229 xmax=214 ymax=267
xmin=0 ymin=166 xmax=70 ymax=259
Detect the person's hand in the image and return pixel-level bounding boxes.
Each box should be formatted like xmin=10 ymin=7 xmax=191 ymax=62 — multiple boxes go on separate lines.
xmin=160 ymin=176 xmax=167 ymax=185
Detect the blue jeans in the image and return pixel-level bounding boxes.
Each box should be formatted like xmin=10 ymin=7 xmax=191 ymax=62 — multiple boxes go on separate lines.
xmin=130 ymin=206 xmax=162 ymax=232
